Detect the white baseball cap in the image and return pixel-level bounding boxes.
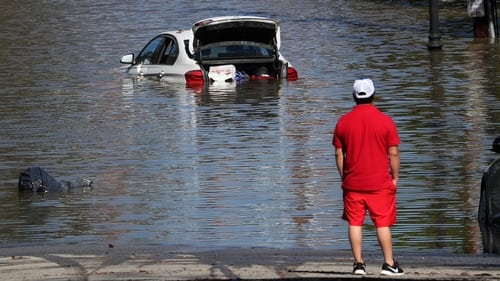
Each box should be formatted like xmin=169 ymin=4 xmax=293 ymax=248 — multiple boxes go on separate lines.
xmin=353 ymin=78 xmax=375 ymax=99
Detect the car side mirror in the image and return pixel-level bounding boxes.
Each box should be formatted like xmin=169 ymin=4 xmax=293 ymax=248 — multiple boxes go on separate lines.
xmin=120 ymin=53 xmax=135 ymax=64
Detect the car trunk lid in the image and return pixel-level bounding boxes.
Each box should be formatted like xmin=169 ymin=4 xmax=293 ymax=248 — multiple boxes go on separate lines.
xmin=192 ymin=16 xmax=281 ymax=51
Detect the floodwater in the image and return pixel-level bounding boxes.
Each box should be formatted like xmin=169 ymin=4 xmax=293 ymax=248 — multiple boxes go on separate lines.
xmin=0 ymin=1 xmax=499 ymax=255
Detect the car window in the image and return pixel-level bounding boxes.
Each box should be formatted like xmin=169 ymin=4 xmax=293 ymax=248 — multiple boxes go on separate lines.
xmin=200 ymin=43 xmax=274 ymax=61
xmin=159 ymin=37 xmax=179 ymax=65
xmin=136 ymin=36 xmax=166 ymax=65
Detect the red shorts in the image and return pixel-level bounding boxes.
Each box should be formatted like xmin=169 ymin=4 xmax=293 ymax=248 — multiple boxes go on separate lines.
xmin=342 ymin=187 xmax=397 ymax=227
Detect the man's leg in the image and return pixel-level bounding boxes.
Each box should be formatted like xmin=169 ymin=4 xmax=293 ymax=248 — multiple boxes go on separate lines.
xmin=349 ymin=225 xmax=363 ymax=263
xmin=376 ymin=226 xmax=394 ymax=265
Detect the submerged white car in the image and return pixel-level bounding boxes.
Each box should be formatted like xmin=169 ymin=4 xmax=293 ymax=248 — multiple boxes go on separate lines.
xmin=120 ymin=16 xmax=298 ymax=86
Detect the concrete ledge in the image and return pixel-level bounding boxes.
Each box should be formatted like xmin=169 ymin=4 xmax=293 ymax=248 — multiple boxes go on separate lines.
xmin=0 ymin=244 xmax=499 ymax=280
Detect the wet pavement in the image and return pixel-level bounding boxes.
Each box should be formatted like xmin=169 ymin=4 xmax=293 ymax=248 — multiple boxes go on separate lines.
xmin=1 ymin=244 xmax=499 ymax=280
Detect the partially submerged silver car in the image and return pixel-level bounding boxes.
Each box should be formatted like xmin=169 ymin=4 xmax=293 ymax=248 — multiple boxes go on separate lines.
xmin=120 ymin=16 xmax=298 ymax=86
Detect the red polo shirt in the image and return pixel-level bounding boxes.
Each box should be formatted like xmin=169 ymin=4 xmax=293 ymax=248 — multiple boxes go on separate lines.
xmin=333 ymin=104 xmax=400 ymax=192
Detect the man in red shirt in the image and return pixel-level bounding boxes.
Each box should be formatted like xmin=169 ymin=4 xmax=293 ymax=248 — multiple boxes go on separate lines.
xmin=332 ymin=78 xmax=404 ymax=276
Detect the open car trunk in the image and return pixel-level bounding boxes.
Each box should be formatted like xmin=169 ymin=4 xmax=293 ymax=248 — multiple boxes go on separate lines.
xmin=192 ymin=16 xmax=286 ymax=80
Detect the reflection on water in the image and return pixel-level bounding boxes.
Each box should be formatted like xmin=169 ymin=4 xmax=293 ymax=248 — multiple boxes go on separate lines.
xmin=0 ymin=1 xmax=499 ymax=254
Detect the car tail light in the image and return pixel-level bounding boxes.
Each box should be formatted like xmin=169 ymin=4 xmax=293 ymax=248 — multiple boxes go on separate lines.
xmin=185 ymin=70 xmax=204 ymax=85
xmin=287 ymin=66 xmax=298 ymax=81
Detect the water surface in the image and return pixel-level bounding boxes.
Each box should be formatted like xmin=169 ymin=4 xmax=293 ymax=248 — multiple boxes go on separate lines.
xmin=0 ymin=0 xmax=499 ymax=254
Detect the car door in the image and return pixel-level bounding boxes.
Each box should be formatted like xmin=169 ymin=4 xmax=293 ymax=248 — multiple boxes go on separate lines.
xmin=134 ymin=35 xmax=181 ymax=77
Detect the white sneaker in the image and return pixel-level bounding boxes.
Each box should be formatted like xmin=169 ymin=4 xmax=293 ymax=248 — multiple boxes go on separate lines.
xmin=353 ymin=262 xmax=367 ymax=275
xmin=381 ymin=260 xmax=404 ymax=276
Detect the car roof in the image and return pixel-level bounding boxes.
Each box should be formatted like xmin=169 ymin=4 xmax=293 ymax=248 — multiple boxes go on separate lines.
xmin=157 ymin=29 xmax=194 ymax=54
xmin=158 ymin=29 xmax=193 ymax=40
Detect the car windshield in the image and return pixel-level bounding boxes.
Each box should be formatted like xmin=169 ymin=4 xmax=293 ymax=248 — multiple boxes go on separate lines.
xmin=199 ymin=42 xmax=274 ymax=61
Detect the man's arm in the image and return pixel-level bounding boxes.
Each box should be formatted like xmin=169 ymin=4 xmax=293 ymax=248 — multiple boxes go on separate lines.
xmin=335 ymin=147 xmax=344 ymax=180
xmin=388 ymin=146 xmax=400 ymax=186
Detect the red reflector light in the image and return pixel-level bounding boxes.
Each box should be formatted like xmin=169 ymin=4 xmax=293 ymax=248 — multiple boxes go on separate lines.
xmin=185 ymin=70 xmax=204 ymax=85
xmin=185 ymin=70 xmax=205 ymax=92
xmin=287 ymin=67 xmax=298 ymax=81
